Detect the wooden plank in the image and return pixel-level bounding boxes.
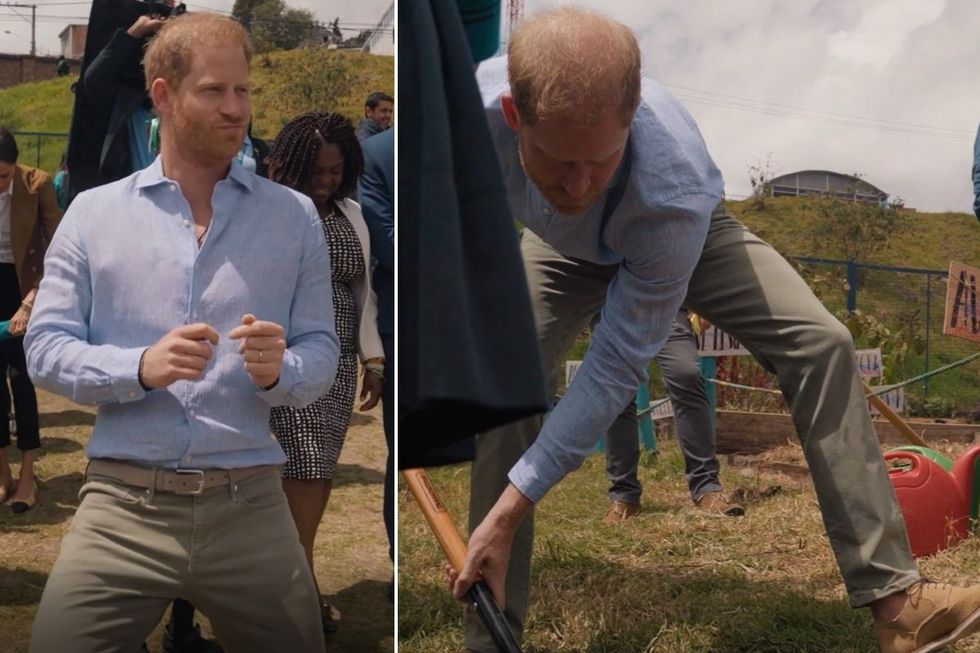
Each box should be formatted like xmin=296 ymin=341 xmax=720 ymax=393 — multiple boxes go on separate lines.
xmin=714 ymin=409 xmax=977 ymax=454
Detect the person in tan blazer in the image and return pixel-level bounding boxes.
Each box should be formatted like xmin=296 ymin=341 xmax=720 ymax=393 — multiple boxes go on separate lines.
xmin=0 ymin=127 xmax=63 ymax=513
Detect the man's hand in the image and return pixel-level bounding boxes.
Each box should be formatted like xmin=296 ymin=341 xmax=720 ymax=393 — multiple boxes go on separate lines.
xmin=228 ymin=314 xmax=286 ymax=390
xmin=447 ymin=484 xmax=533 ymax=608
xmin=8 ymin=305 xmax=29 ymax=337
xmin=127 ymin=15 xmax=167 ymax=39
xmin=359 ymin=371 xmax=383 ymax=411
xmin=140 ymin=323 xmax=220 ymax=389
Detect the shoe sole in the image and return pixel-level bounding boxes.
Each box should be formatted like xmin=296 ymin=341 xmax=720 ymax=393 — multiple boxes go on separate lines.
xmin=913 ymin=606 xmax=980 ymax=653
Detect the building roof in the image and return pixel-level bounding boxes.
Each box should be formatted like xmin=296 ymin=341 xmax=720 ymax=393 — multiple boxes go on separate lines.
xmin=769 ymin=169 xmax=888 ymax=200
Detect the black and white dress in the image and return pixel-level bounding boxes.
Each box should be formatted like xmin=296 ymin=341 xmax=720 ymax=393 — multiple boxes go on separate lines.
xmin=271 ymin=205 xmax=363 ymax=480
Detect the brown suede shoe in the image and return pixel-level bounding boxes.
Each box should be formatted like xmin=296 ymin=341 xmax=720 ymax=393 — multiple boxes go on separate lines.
xmin=601 ymin=500 xmax=640 ymax=524
xmin=693 ymin=491 xmax=745 ymax=517
xmin=875 ymin=582 xmax=980 ymax=653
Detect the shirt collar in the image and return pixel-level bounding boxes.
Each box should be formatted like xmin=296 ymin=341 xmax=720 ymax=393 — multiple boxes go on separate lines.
xmin=0 ymin=173 xmax=13 ymax=200
xmin=134 ymin=155 xmax=256 ymax=193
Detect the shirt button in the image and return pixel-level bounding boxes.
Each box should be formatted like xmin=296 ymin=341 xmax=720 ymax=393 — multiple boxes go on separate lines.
xmin=170 ymin=184 xmax=177 ymax=192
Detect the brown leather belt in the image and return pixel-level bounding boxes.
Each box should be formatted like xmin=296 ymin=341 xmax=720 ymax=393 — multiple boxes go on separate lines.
xmin=86 ymin=459 xmax=277 ymax=496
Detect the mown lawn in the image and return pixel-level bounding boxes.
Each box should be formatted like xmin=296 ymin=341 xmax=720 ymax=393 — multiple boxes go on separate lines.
xmin=0 ymin=389 xmax=394 ymax=653
xmin=399 ymin=437 xmax=980 ymax=652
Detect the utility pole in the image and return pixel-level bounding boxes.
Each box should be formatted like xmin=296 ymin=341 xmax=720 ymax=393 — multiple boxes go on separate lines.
xmin=0 ymin=3 xmax=37 ymax=56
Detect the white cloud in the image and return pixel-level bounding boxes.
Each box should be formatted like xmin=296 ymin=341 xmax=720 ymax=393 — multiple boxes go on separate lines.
xmin=525 ymin=0 xmax=980 ymax=212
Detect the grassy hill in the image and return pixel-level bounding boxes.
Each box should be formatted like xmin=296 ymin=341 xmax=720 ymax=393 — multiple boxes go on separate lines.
xmin=728 ymin=197 xmax=980 ymax=270
xmin=0 ymin=47 xmax=393 ymax=173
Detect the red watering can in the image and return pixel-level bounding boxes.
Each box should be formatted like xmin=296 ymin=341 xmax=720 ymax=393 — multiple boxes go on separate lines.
xmin=883 ymin=450 xmax=968 ymax=557
xmin=951 ymin=444 xmax=980 ymax=526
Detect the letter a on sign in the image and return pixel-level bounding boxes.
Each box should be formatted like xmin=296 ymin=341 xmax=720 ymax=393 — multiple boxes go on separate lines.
xmin=944 ymin=261 xmax=980 ymax=343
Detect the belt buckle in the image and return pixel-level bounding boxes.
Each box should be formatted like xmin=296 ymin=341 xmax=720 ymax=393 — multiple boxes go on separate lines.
xmin=175 ymin=468 xmax=206 ymax=495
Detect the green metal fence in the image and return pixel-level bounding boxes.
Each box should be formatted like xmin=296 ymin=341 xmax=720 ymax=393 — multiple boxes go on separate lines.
xmin=11 ymin=130 xmax=68 ymax=176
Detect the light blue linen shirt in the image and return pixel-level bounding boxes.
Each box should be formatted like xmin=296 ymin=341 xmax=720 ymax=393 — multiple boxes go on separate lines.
xmin=476 ymin=56 xmax=725 ymax=502
xmin=25 ymin=156 xmax=340 ymax=470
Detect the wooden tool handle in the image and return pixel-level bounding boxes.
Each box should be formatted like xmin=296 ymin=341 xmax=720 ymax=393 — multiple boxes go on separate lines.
xmin=402 ymin=468 xmax=468 ymax=571
xmin=863 ymin=381 xmax=928 ymax=448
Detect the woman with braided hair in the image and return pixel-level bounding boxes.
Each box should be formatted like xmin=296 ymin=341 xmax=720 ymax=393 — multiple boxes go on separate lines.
xmin=266 ymin=112 xmax=385 ymax=636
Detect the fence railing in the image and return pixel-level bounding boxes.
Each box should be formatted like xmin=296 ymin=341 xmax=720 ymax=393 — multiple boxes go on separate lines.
xmin=11 ymin=131 xmax=68 ymax=176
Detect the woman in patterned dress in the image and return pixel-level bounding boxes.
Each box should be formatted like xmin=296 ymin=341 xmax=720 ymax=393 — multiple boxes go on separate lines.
xmin=265 ymin=113 xmax=385 ymax=636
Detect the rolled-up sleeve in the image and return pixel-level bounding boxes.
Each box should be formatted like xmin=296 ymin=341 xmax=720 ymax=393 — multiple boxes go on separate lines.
xmin=259 ymin=204 xmax=340 ymax=408
xmin=508 ymin=193 xmax=716 ymax=501
xmin=25 ymin=196 xmax=147 ymax=406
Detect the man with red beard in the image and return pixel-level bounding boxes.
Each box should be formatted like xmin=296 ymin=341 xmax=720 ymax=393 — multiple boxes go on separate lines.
xmin=24 ymin=13 xmax=338 ymax=653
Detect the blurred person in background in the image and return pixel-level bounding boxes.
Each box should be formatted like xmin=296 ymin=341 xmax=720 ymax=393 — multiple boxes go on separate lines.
xmin=266 ymin=111 xmax=385 ymax=637
xmin=0 ymin=126 xmax=62 ymax=515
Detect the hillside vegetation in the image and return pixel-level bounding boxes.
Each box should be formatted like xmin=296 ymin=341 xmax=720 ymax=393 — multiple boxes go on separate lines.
xmin=729 ymin=197 xmax=980 ymax=271
xmin=0 ymin=47 xmax=393 ymax=173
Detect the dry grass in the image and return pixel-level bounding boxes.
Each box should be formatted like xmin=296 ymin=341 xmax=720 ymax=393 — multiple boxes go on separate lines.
xmin=0 ymin=389 xmax=393 ymax=653
xmin=398 ymin=437 xmax=980 ymax=652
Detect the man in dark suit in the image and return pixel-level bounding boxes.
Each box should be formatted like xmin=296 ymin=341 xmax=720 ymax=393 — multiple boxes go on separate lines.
xmin=359 ymin=128 xmax=394 ymax=569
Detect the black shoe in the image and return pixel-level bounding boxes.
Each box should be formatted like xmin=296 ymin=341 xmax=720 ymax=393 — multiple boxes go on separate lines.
xmin=162 ymin=622 xmax=223 ymax=653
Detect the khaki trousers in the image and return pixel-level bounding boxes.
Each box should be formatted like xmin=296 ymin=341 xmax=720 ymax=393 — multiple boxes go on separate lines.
xmin=465 ymin=203 xmax=919 ymax=652
xmin=30 ymin=467 xmax=324 ymax=653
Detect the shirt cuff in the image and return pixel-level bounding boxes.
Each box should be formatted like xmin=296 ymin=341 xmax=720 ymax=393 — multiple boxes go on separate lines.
xmin=507 ymin=444 xmax=560 ymax=504
xmin=256 ymin=349 xmax=298 ymax=406
xmin=111 ymin=346 xmax=148 ymax=404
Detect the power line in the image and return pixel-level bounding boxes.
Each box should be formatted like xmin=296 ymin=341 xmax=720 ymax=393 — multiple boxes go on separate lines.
xmin=663 ymin=83 xmax=973 ymax=138
xmin=671 ymin=93 xmax=972 ymax=141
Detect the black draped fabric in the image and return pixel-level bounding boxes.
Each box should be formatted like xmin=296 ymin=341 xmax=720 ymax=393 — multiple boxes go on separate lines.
xmin=65 ymin=0 xmax=154 ymax=204
xmin=398 ymin=0 xmax=547 ymax=469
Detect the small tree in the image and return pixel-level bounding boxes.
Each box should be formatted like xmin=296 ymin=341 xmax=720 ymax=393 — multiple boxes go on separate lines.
xmin=237 ymin=0 xmax=317 ymax=53
xmin=747 ymin=153 xmax=774 ymax=209
xmin=804 ymin=190 xmax=907 ymax=262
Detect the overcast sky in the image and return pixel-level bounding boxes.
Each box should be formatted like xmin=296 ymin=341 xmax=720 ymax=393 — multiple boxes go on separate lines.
xmin=0 ymin=1 xmax=391 ymax=61
xmin=521 ymin=0 xmax=980 ymax=213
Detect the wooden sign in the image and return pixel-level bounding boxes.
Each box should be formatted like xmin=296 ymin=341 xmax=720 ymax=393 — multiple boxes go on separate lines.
xmin=648 ymin=398 xmax=674 ymax=421
xmin=868 ymin=386 xmax=906 ymax=416
xmin=945 ymin=261 xmax=980 ymax=343
xmin=697 ymin=325 xmax=752 ymax=357
xmin=854 ymin=348 xmax=883 ymax=379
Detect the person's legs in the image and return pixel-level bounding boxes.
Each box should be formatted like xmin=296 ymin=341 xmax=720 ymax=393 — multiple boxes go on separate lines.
xmin=189 ymin=470 xmax=323 ymax=653
xmin=466 ymin=231 xmax=615 ymax=652
xmin=6 ymin=336 xmax=39 ymax=508
xmin=29 ymin=476 xmax=184 ymax=653
xmin=657 ymin=311 xmax=723 ymax=502
xmin=282 ymin=478 xmax=330 ymax=575
xmin=684 ymin=202 xmax=917 ymax=606
xmin=603 ymin=398 xmax=642 ymax=505
xmin=382 ymin=334 xmax=394 ymax=564
xmin=0 ymin=356 xmax=12 ymax=502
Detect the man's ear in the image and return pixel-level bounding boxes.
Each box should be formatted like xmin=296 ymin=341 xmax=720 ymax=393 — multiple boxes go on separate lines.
xmin=500 ymin=93 xmax=521 ymax=131
xmin=149 ymin=77 xmax=172 ymax=116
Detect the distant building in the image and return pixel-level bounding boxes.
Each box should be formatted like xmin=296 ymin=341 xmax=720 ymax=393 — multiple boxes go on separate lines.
xmin=361 ymin=1 xmax=394 ymax=56
xmin=768 ymin=170 xmax=888 ymax=205
xmin=58 ymin=24 xmax=87 ymax=60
